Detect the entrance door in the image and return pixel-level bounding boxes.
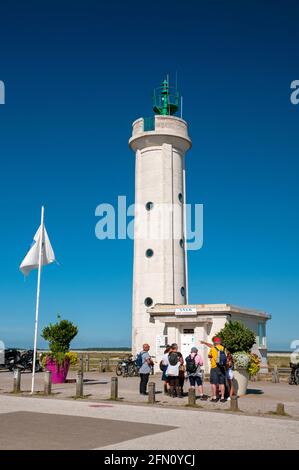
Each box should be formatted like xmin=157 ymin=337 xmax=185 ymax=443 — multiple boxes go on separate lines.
xmin=180 ymin=328 xmax=195 ymax=360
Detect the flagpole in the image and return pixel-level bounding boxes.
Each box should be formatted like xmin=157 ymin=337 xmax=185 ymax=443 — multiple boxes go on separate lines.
xmin=31 ymin=205 xmax=44 ymax=394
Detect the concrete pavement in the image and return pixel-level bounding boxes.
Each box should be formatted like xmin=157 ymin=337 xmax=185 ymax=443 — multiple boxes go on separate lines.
xmin=1 ymin=370 xmax=299 ymax=418
xmin=0 ymin=394 xmax=298 ymax=449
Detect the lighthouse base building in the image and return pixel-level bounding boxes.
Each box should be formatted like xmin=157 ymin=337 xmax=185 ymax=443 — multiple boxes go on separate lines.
xmin=129 ymin=79 xmax=271 ymax=372
xmin=145 ymin=303 xmax=270 ymax=373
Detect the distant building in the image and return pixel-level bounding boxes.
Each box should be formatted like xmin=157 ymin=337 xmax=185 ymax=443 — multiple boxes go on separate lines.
xmin=129 ymin=78 xmax=271 ymax=371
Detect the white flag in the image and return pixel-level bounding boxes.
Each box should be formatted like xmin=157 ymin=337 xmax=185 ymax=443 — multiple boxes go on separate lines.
xmin=20 ymin=224 xmax=55 ymax=276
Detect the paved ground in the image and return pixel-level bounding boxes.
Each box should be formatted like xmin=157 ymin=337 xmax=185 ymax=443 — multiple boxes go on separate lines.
xmin=0 ymin=370 xmax=298 ymax=418
xmin=0 ymin=394 xmax=298 ymax=450
xmin=0 ymin=411 xmax=175 ymax=450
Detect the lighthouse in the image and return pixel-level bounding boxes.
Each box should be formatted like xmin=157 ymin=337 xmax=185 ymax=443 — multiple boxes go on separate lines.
xmin=129 ymin=78 xmax=192 ymax=356
xmin=128 ymin=78 xmax=270 ymax=369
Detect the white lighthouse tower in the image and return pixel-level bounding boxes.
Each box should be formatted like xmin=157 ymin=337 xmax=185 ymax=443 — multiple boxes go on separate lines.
xmin=129 ymin=78 xmax=192 ymax=357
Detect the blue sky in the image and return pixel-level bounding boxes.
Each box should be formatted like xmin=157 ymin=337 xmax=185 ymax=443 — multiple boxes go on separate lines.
xmin=0 ymin=0 xmax=298 ymax=350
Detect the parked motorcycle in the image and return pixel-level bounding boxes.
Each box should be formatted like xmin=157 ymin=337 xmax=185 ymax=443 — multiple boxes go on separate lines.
xmin=115 ymin=355 xmax=139 ymax=377
xmin=0 ymin=349 xmax=21 ymax=371
xmin=288 ymin=362 xmax=299 ymax=385
xmin=0 ymin=349 xmax=42 ymax=373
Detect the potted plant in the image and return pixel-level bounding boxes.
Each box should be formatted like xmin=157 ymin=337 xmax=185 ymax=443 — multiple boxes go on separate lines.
xmin=41 ymin=316 xmax=78 ymax=384
xmin=248 ymin=352 xmax=261 ymax=378
xmin=216 ymin=321 xmax=256 ymax=396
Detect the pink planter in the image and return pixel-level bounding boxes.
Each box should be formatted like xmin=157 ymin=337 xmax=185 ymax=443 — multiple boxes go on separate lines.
xmin=46 ymin=357 xmax=70 ymax=384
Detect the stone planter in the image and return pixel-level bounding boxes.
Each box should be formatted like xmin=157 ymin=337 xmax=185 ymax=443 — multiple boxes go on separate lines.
xmin=45 ymin=357 xmax=70 ymax=384
xmin=233 ymin=368 xmax=249 ymax=396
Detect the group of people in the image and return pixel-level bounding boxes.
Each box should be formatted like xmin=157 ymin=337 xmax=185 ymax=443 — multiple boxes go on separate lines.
xmin=137 ymin=336 xmax=235 ymax=402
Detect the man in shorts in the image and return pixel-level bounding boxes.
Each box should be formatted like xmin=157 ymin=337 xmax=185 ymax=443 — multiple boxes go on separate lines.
xmin=208 ymin=337 xmax=226 ymax=402
xmin=186 ymin=347 xmax=207 ymax=400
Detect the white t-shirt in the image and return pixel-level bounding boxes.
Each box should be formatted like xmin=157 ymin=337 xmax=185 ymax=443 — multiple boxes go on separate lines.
xmin=166 ymin=363 xmax=180 ymax=376
xmin=161 ymin=353 xmax=169 ymax=366
xmin=165 ymin=353 xmax=180 ymax=376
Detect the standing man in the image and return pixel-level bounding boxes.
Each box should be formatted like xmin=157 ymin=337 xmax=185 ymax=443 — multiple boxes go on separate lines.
xmin=138 ymin=343 xmax=153 ymax=395
xmin=207 ymin=337 xmax=227 ymax=403
xmin=185 ymin=346 xmax=207 ymax=400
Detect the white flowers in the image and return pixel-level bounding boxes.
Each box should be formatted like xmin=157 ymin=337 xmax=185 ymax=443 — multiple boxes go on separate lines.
xmin=233 ymin=351 xmax=250 ymax=369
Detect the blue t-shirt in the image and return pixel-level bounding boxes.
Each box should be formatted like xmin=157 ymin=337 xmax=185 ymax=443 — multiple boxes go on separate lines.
xmin=139 ymin=351 xmax=151 ymax=374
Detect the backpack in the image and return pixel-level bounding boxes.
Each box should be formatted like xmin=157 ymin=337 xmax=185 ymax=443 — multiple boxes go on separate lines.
xmin=185 ymin=354 xmax=198 ymax=373
xmin=215 ymin=347 xmax=227 ymax=367
xmin=168 ymin=352 xmax=179 ymax=366
xmin=136 ymin=352 xmax=144 ymax=369
xmin=159 ymin=360 xmax=164 ymax=371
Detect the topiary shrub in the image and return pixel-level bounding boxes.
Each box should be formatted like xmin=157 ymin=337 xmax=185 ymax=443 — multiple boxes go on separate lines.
xmin=216 ymin=320 xmax=256 ymax=354
xmin=41 ymin=315 xmax=78 ymax=365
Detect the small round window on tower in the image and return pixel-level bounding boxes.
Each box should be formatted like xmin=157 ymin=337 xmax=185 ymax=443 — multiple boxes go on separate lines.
xmin=144 ymin=297 xmax=153 ymax=307
xmin=145 ymin=249 xmax=154 ymax=258
xmin=181 ymin=287 xmax=185 ymax=297
xmin=145 ymin=201 xmax=154 ymax=211
xmin=178 ymin=193 xmax=183 ymax=203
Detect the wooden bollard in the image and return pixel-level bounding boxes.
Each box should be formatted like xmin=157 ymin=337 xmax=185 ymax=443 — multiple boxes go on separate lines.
xmin=76 ymin=371 xmax=84 ymax=398
xmin=272 ymin=365 xmax=280 ymax=383
xmin=110 ymin=377 xmax=118 ymax=400
xmin=99 ymin=360 xmax=103 ymax=373
xmin=85 ymin=355 xmax=90 ymax=372
xmin=13 ymin=368 xmax=21 ymax=393
xmin=79 ymin=354 xmax=84 ymax=373
xmin=148 ymin=382 xmax=155 ymax=404
xmin=44 ymin=370 xmax=52 ymax=395
xmin=276 ymin=403 xmax=285 ymax=415
xmin=230 ymin=395 xmax=239 ymax=411
xmin=188 ymin=388 xmax=196 ymax=406
xmin=106 ymin=357 xmax=110 ymax=372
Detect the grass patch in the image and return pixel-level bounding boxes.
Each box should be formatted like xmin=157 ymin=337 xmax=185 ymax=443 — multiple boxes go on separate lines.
xmin=267 ymin=410 xmax=290 ymax=417
xmin=69 ymin=394 xmax=92 ymax=400
xmin=185 ymin=404 xmax=203 ymax=409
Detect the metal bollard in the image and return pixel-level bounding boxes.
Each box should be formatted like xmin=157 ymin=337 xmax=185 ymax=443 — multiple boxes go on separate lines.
xmin=44 ymin=370 xmax=52 ymax=395
xmin=76 ymin=371 xmax=84 ymax=398
xmin=230 ymin=395 xmax=239 ymax=411
xmin=188 ymin=388 xmax=196 ymax=406
xmin=13 ymin=368 xmax=21 ymax=393
xmin=110 ymin=377 xmax=118 ymax=400
xmin=148 ymin=382 xmax=155 ymax=404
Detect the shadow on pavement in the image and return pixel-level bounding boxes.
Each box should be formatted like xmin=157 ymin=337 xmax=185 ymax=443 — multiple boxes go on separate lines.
xmin=246 ymin=389 xmax=264 ymax=395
